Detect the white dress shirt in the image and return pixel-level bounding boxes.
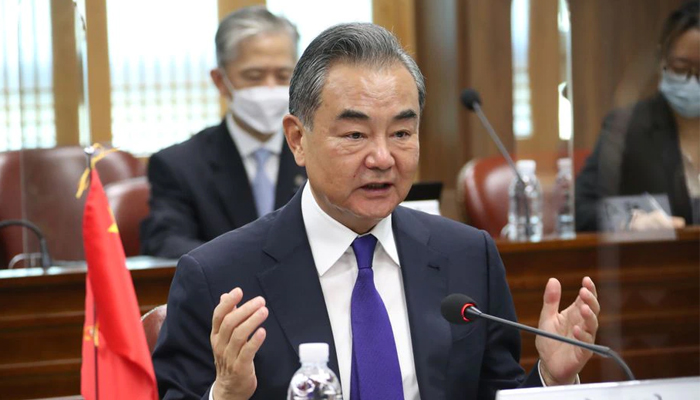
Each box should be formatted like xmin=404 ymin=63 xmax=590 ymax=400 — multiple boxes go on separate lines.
xmin=225 ymin=113 xmax=284 ymax=186
xmin=301 ymin=183 xmax=420 ymax=400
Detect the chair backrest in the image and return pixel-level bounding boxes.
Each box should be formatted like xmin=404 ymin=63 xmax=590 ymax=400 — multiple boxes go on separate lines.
xmin=0 ymin=147 xmax=145 ymax=267
xmin=141 ymin=304 xmax=167 ymax=354
xmin=105 ymin=177 xmax=150 ymax=258
xmin=458 ymin=149 xmax=591 ymax=237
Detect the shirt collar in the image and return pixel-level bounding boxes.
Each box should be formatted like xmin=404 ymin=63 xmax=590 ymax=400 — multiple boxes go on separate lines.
xmin=225 ymin=113 xmax=284 ymax=158
xmin=301 ymin=183 xmax=400 ymax=277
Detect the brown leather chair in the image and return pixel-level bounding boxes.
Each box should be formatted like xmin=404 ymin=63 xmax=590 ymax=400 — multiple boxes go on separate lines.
xmin=458 ymin=149 xmax=590 ymax=237
xmin=0 ymin=147 xmax=145 ymax=267
xmin=141 ymin=304 xmax=167 ymax=354
xmin=105 ymin=177 xmax=150 ymax=258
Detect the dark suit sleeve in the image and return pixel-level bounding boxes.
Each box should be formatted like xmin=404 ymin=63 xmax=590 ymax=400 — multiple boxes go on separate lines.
xmin=478 ymin=232 xmax=541 ymax=399
xmin=141 ymin=153 xmax=205 ymax=258
xmin=575 ymin=110 xmax=627 ymax=232
xmin=153 ymin=254 xmax=216 ymax=400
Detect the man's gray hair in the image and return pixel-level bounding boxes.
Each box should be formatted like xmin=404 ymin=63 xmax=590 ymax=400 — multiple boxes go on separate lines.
xmin=215 ymin=6 xmax=299 ymax=67
xmin=289 ymin=23 xmax=426 ymax=129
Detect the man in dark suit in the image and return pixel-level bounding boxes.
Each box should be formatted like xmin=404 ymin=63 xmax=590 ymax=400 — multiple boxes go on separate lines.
xmin=153 ymin=23 xmax=600 ymax=400
xmin=141 ymin=7 xmax=306 ymax=259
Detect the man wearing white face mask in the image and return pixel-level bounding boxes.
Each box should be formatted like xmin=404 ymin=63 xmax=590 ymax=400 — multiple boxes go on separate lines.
xmin=141 ymin=6 xmax=307 ymax=259
xmin=576 ymin=0 xmax=700 ymax=232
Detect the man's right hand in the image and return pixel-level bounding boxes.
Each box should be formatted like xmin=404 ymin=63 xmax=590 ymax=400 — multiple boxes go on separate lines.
xmin=210 ymin=288 xmax=268 ymax=400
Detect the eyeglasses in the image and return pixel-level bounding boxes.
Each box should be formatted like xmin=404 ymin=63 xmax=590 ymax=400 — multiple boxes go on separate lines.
xmin=663 ymin=61 xmax=700 ymax=82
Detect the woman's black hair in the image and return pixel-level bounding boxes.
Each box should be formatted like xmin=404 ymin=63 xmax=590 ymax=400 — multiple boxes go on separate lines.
xmin=659 ymin=1 xmax=700 ymax=59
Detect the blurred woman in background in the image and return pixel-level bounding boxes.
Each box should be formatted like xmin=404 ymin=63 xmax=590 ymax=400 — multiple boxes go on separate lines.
xmin=576 ymin=0 xmax=700 ymax=231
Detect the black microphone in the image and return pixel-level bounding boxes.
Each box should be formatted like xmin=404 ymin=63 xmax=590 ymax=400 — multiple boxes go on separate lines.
xmin=460 ymin=88 xmax=531 ymax=237
xmin=0 ymin=219 xmax=52 ymax=269
xmin=441 ymin=293 xmax=635 ymax=381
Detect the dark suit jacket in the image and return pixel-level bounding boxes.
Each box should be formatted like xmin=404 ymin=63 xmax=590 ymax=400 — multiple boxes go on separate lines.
xmin=153 ymin=187 xmax=542 ymax=400
xmin=575 ymin=93 xmax=695 ymax=231
xmin=140 ymin=121 xmax=306 ymax=258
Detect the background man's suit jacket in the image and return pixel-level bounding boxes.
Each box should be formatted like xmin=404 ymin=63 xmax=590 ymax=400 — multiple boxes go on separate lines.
xmin=575 ymin=93 xmax=695 ymax=231
xmin=153 ymin=188 xmax=542 ymax=400
xmin=140 ymin=121 xmax=306 ymax=258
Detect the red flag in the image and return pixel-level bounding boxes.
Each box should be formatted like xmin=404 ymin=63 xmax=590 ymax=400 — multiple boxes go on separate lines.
xmin=81 ymin=169 xmax=158 ymax=400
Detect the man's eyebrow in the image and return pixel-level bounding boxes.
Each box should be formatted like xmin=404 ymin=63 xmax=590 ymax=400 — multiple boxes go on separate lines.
xmin=394 ymin=109 xmax=418 ymax=120
xmin=336 ymin=109 xmax=370 ymax=121
xmin=336 ymin=109 xmax=418 ymax=121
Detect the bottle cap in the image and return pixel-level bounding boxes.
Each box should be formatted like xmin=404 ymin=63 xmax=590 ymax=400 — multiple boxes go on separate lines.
xmin=557 ymin=158 xmax=572 ymax=171
xmin=516 ymin=159 xmax=536 ymax=175
xmin=299 ymin=343 xmax=329 ymax=363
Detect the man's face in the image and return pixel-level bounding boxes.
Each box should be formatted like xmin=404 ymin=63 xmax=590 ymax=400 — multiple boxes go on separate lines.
xmin=285 ymin=62 xmax=420 ymax=234
xmin=212 ymin=32 xmax=296 ymax=94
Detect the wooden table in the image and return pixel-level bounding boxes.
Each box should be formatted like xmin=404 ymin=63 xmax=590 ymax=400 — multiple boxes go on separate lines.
xmin=497 ymin=228 xmax=700 ymax=383
xmin=1 ymin=231 xmax=698 ymax=399
xmin=0 ymin=257 xmax=176 ymax=399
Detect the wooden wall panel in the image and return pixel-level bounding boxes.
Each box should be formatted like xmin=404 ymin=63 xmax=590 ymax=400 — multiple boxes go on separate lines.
xmin=459 ymin=0 xmax=515 ymax=161
xmin=218 ymin=0 xmax=266 ymax=20
xmin=414 ymin=0 xmax=460 ymax=185
xmin=51 ymin=0 xmax=80 ymax=147
xmin=85 ymin=0 xmax=112 ymax=146
xmin=374 ymin=0 xmax=417 ymax=56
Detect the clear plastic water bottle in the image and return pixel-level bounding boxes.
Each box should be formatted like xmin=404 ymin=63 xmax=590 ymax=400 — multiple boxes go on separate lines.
xmin=554 ymin=158 xmax=576 ymax=239
xmin=287 ymin=343 xmax=343 ymax=400
xmin=507 ymin=160 xmax=543 ymax=241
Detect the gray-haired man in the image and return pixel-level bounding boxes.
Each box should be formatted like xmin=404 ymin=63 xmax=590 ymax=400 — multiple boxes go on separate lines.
xmin=153 ymin=22 xmax=600 ymax=400
xmin=141 ymin=6 xmax=306 ymax=259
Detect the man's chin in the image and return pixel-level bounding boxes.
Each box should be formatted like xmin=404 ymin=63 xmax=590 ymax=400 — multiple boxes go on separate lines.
xmin=353 ymin=204 xmax=397 ymax=222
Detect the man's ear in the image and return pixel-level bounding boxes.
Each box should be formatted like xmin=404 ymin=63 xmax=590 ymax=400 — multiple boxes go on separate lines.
xmin=283 ymin=114 xmax=306 ymax=167
xmin=210 ymin=68 xmax=230 ymax=98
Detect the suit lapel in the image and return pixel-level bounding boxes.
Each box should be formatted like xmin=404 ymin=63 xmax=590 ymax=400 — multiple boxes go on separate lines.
xmin=392 ymin=207 xmax=451 ymax=400
xmin=256 ymin=189 xmax=340 ymax=377
xmin=207 ymin=122 xmax=258 ymax=226
xmin=275 ymin=143 xmax=306 ymax=209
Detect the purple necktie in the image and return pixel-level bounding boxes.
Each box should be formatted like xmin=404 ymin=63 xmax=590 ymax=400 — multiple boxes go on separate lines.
xmin=350 ymin=234 xmax=404 ymax=400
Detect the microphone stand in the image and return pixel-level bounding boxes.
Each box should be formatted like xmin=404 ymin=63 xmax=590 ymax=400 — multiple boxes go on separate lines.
xmin=471 ymin=103 xmax=532 ymax=238
xmin=0 ymin=219 xmax=52 ymax=270
xmin=467 ymin=307 xmax=635 ymax=381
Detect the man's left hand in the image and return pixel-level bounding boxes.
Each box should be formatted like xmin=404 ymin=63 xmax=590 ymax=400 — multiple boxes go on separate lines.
xmin=536 ymin=276 xmax=600 ymax=386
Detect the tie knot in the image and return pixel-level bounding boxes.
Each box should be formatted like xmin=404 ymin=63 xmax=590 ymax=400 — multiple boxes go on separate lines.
xmin=253 ymin=148 xmax=272 ymax=166
xmin=351 ymin=234 xmax=377 ymax=270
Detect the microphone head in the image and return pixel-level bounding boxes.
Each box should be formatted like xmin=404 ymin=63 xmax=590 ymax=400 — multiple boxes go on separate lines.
xmin=441 ymin=293 xmax=478 ymax=324
xmin=460 ymin=89 xmax=482 ymax=111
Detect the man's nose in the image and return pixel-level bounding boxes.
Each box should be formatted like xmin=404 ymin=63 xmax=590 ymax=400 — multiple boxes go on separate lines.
xmin=366 ymin=138 xmax=396 ymax=170
xmin=262 ymin=74 xmax=279 ymax=87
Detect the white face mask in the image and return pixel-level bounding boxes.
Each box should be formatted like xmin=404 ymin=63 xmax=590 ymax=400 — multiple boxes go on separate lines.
xmin=221 ymin=73 xmax=290 ymax=135
xmin=659 ymin=69 xmax=700 ymax=119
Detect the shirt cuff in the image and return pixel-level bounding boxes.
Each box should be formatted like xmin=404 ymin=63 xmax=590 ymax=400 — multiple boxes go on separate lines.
xmin=209 ymin=382 xmax=215 ymax=400
xmin=538 ymin=360 xmax=580 ymax=386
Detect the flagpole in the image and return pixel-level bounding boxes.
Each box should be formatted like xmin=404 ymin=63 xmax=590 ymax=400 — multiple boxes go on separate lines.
xmin=84 ymin=146 xmax=99 ymax=400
